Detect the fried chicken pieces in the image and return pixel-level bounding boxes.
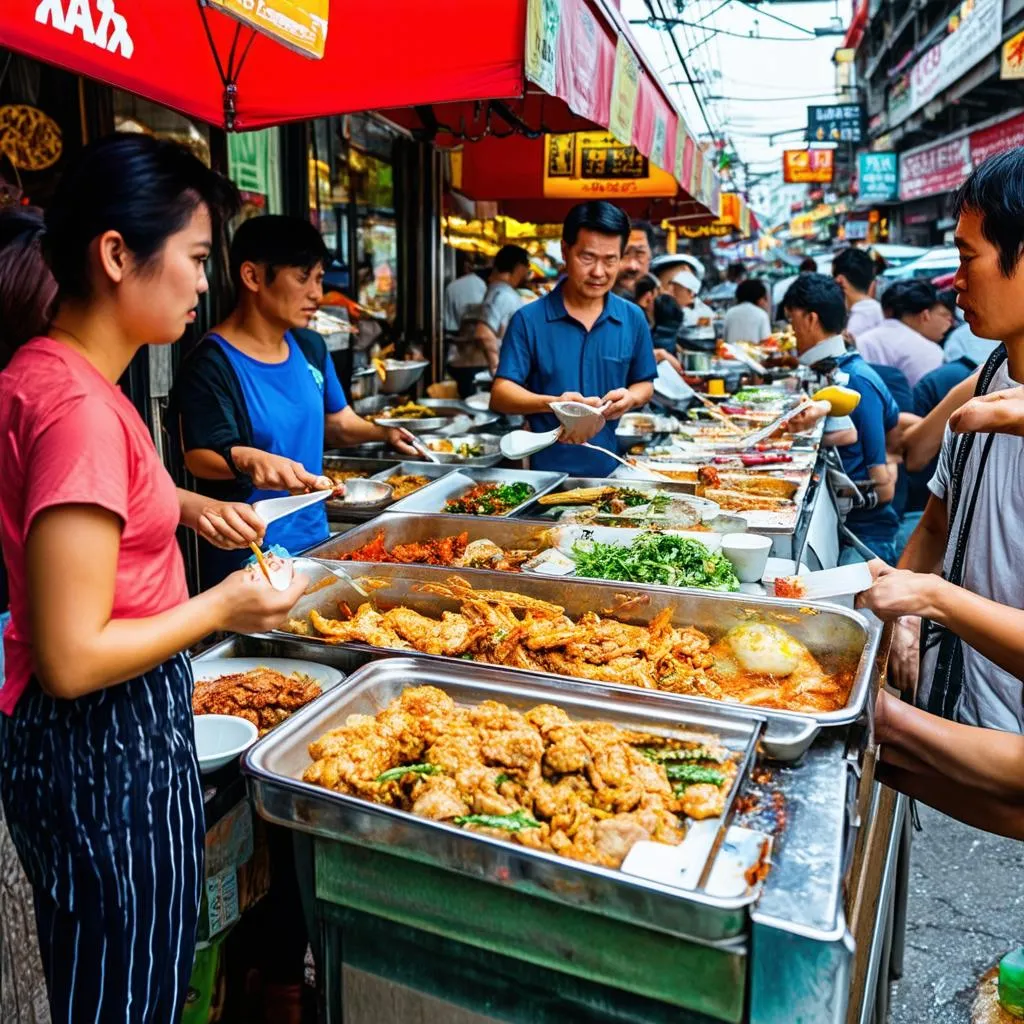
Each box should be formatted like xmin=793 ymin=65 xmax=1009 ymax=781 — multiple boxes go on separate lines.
xmin=298 ymin=577 xmax=850 ymax=714
xmin=193 ymin=668 xmax=322 ymax=734
xmin=302 ymin=686 xmax=736 ymax=869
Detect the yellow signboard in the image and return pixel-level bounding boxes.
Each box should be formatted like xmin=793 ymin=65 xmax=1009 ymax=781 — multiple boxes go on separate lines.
xmin=678 ymin=222 xmax=733 ymax=239
xmin=543 ymin=132 xmax=677 ymax=199
xmin=1002 ymin=28 xmax=1024 ymax=79
xmin=207 ymin=0 xmax=329 ymax=59
xmin=608 ymin=36 xmax=640 ymax=146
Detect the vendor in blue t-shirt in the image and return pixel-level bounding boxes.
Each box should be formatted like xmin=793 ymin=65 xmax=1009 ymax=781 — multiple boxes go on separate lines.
xmin=782 ymin=273 xmax=902 ymax=563
xmin=491 ymin=201 xmax=656 ymax=476
xmin=172 ymin=216 xmax=416 ymax=586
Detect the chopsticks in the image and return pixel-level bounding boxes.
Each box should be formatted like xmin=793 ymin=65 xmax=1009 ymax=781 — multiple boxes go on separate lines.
xmin=694 ymin=393 xmax=744 ymax=434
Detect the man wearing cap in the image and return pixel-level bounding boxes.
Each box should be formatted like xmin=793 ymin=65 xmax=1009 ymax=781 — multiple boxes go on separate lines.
xmin=668 ymin=269 xmax=716 ymax=354
xmin=491 ymin=201 xmax=656 ymax=477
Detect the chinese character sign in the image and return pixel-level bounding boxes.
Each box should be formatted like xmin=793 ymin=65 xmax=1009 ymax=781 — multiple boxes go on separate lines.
xmin=783 ymin=149 xmax=835 ymax=184
xmin=807 ymin=104 xmax=864 ymax=143
xmin=857 ymin=152 xmax=898 ymax=203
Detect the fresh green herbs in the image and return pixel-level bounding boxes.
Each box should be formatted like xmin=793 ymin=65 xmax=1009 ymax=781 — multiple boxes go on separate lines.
xmin=597 ymin=488 xmax=651 ymax=512
xmin=494 ymin=773 xmax=513 ymax=787
xmin=453 ymin=810 xmax=540 ymax=832
xmin=376 ymin=763 xmax=443 ymax=784
xmin=665 ymin=764 xmax=727 ymax=788
xmin=572 ymin=534 xmax=740 ymax=592
xmin=444 ymin=481 xmax=535 ymax=516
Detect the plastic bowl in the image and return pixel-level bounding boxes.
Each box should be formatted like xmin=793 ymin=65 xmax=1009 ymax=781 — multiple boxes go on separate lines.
xmin=194 ymin=714 xmax=259 ymax=774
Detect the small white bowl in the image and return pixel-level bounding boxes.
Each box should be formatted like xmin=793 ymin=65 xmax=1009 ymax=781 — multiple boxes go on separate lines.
xmin=721 ymin=533 xmax=773 ymax=584
xmin=194 ymin=714 xmax=259 ymax=774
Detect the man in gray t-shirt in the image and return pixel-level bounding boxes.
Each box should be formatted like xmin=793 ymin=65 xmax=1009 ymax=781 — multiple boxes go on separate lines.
xmin=455 ymin=245 xmax=531 ymax=378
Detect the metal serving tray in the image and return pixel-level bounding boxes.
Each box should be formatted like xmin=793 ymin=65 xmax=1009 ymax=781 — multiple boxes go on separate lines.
xmin=242 ymin=655 xmax=765 ymax=943
xmin=278 ymin=560 xmax=880 ymax=748
xmin=410 ymin=434 xmax=504 ymax=468
xmin=389 ymin=467 xmax=567 ymax=517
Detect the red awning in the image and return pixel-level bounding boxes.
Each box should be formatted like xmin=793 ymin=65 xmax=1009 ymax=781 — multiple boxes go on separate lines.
xmin=0 ymin=0 xmax=527 ymax=130
xmin=0 ymin=0 xmax=720 ymax=211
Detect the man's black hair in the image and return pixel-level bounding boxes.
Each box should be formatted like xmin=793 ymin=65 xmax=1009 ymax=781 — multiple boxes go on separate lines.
xmin=726 ymin=261 xmax=747 ymax=283
xmin=563 ymin=201 xmax=631 ymax=250
xmin=630 ymin=219 xmax=655 ymax=250
xmin=832 ymin=247 xmax=875 ymax=293
xmin=782 ymin=272 xmax=847 ymax=335
xmin=735 ymin=278 xmax=767 ymax=306
xmin=653 ymin=292 xmax=683 ymax=329
xmin=799 ymin=256 xmax=818 ymax=273
xmin=881 ymin=279 xmax=939 ymax=320
xmin=493 ymin=244 xmax=531 ymax=274
xmin=954 ymin=149 xmax=1024 ymax=277
xmin=634 ymin=273 xmax=660 ymax=303
xmin=230 ymin=214 xmax=329 ymax=290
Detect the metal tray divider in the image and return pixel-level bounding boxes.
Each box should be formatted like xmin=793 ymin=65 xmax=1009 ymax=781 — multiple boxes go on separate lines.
xmin=694 ymin=718 xmax=765 ymax=893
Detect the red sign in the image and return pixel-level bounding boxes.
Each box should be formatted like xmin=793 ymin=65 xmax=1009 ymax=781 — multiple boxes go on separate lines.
xmin=899 ymin=136 xmax=970 ymax=201
xmin=782 ymin=149 xmax=834 ymax=183
xmin=971 ymin=111 xmax=1024 ymax=165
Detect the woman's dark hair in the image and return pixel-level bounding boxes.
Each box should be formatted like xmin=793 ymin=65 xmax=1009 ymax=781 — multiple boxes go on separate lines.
xmin=230 ymin=214 xmax=329 ymax=290
xmin=45 ymin=133 xmax=239 ymax=301
xmin=799 ymin=256 xmax=818 ymax=273
xmin=954 ymin=149 xmax=1024 ymax=277
xmin=634 ymin=273 xmax=660 ymax=303
xmin=735 ymin=278 xmax=767 ymax=306
xmin=563 ymin=201 xmax=631 ymax=250
xmin=881 ymin=279 xmax=939 ymax=320
xmin=782 ymin=272 xmax=847 ymax=335
xmin=831 ymin=247 xmax=875 ymax=292
xmin=726 ymin=261 xmax=747 ymax=284
xmin=0 ymin=208 xmax=57 ymax=370
xmin=653 ymin=292 xmax=684 ymax=329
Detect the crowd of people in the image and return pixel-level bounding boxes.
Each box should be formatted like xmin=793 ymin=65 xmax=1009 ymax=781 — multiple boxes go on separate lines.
xmin=0 ymin=128 xmax=1023 ymax=1023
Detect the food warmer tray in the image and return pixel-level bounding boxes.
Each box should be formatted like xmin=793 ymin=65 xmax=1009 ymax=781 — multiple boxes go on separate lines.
xmin=388 ymin=467 xmax=567 ymax=517
xmin=243 ymin=655 xmax=767 ymax=944
xmin=404 ymin=434 xmax=504 ymax=468
xmin=203 ymin=634 xmax=861 ymax=1021
xmin=275 ymin=559 xmax=881 ymax=751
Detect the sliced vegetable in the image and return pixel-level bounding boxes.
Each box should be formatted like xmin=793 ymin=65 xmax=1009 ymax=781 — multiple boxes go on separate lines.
xmin=665 ymin=764 xmax=727 ymax=787
xmin=376 ymin=763 xmax=443 ymax=783
xmin=639 ymin=745 xmax=725 ymax=764
xmin=494 ymin=773 xmax=512 ymax=787
xmin=453 ymin=810 xmax=541 ymax=832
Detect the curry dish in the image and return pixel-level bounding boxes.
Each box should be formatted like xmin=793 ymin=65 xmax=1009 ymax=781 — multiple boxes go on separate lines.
xmin=193 ymin=668 xmax=322 ymax=735
xmin=290 ymin=577 xmax=854 ymax=714
xmin=302 ymin=685 xmax=737 ymax=868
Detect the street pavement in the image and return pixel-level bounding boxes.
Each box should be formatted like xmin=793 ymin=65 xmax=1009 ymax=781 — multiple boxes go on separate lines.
xmin=888 ymin=804 xmax=1022 ymax=1022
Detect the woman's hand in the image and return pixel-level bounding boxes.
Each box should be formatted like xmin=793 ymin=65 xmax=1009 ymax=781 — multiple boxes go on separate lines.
xmin=231 ymin=447 xmax=331 ymax=493
xmin=949 ymin=385 xmax=1024 ymax=437
xmin=783 ymin=399 xmax=829 ymax=435
xmin=190 ymin=499 xmax=266 ymax=550
xmin=212 ymin=566 xmax=309 ymax=635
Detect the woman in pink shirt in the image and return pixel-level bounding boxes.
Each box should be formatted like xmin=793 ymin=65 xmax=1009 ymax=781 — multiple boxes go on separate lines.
xmin=0 ymin=135 xmax=307 ymax=1023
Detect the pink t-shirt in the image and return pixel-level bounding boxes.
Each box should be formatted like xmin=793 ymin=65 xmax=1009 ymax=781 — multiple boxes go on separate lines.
xmin=0 ymin=338 xmax=189 ymax=712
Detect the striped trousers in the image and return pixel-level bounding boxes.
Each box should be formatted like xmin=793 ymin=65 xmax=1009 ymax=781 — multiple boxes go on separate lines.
xmin=0 ymin=654 xmax=204 ymax=1023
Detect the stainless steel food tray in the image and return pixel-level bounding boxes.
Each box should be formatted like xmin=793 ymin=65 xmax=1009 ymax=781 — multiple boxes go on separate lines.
xmin=410 ymin=434 xmax=504 ymax=468
xmin=388 ymin=467 xmax=567 ymax=517
xmin=277 ymin=560 xmax=880 ymax=746
xmin=242 ymin=655 xmax=765 ymax=943
xmin=323 ymin=458 xmax=454 ymax=522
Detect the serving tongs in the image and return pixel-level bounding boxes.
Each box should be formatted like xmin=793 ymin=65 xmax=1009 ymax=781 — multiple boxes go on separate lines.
xmin=580 ymin=442 xmax=675 ymax=482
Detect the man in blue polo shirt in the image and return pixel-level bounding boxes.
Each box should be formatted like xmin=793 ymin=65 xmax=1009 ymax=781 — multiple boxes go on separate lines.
xmin=491 ymin=201 xmax=656 ymax=477
xmin=783 ymin=273 xmax=901 ymax=563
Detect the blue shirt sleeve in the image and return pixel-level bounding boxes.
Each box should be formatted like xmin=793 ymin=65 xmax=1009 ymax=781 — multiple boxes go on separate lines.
xmin=323 ymin=350 xmax=347 ymax=414
xmin=850 ymin=382 xmax=889 ymax=472
xmin=627 ymin=311 xmax=658 ymax=384
xmin=495 ymin=308 xmax=532 ymax=385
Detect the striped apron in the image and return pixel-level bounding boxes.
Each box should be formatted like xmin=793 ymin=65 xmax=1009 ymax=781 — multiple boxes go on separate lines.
xmin=0 ymin=653 xmax=204 ymax=1024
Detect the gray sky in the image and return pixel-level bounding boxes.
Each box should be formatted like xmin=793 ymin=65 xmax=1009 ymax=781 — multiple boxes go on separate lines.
xmin=624 ymin=0 xmax=846 ymax=213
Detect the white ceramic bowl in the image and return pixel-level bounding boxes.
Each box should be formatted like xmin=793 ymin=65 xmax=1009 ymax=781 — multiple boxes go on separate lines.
xmin=194 ymin=714 xmax=259 ymax=774
xmin=721 ymin=532 xmax=773 ymax=584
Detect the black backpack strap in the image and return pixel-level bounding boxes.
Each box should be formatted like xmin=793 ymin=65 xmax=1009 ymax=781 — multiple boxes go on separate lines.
xmin=921 ymin=344 xmax=1007 ymax=718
